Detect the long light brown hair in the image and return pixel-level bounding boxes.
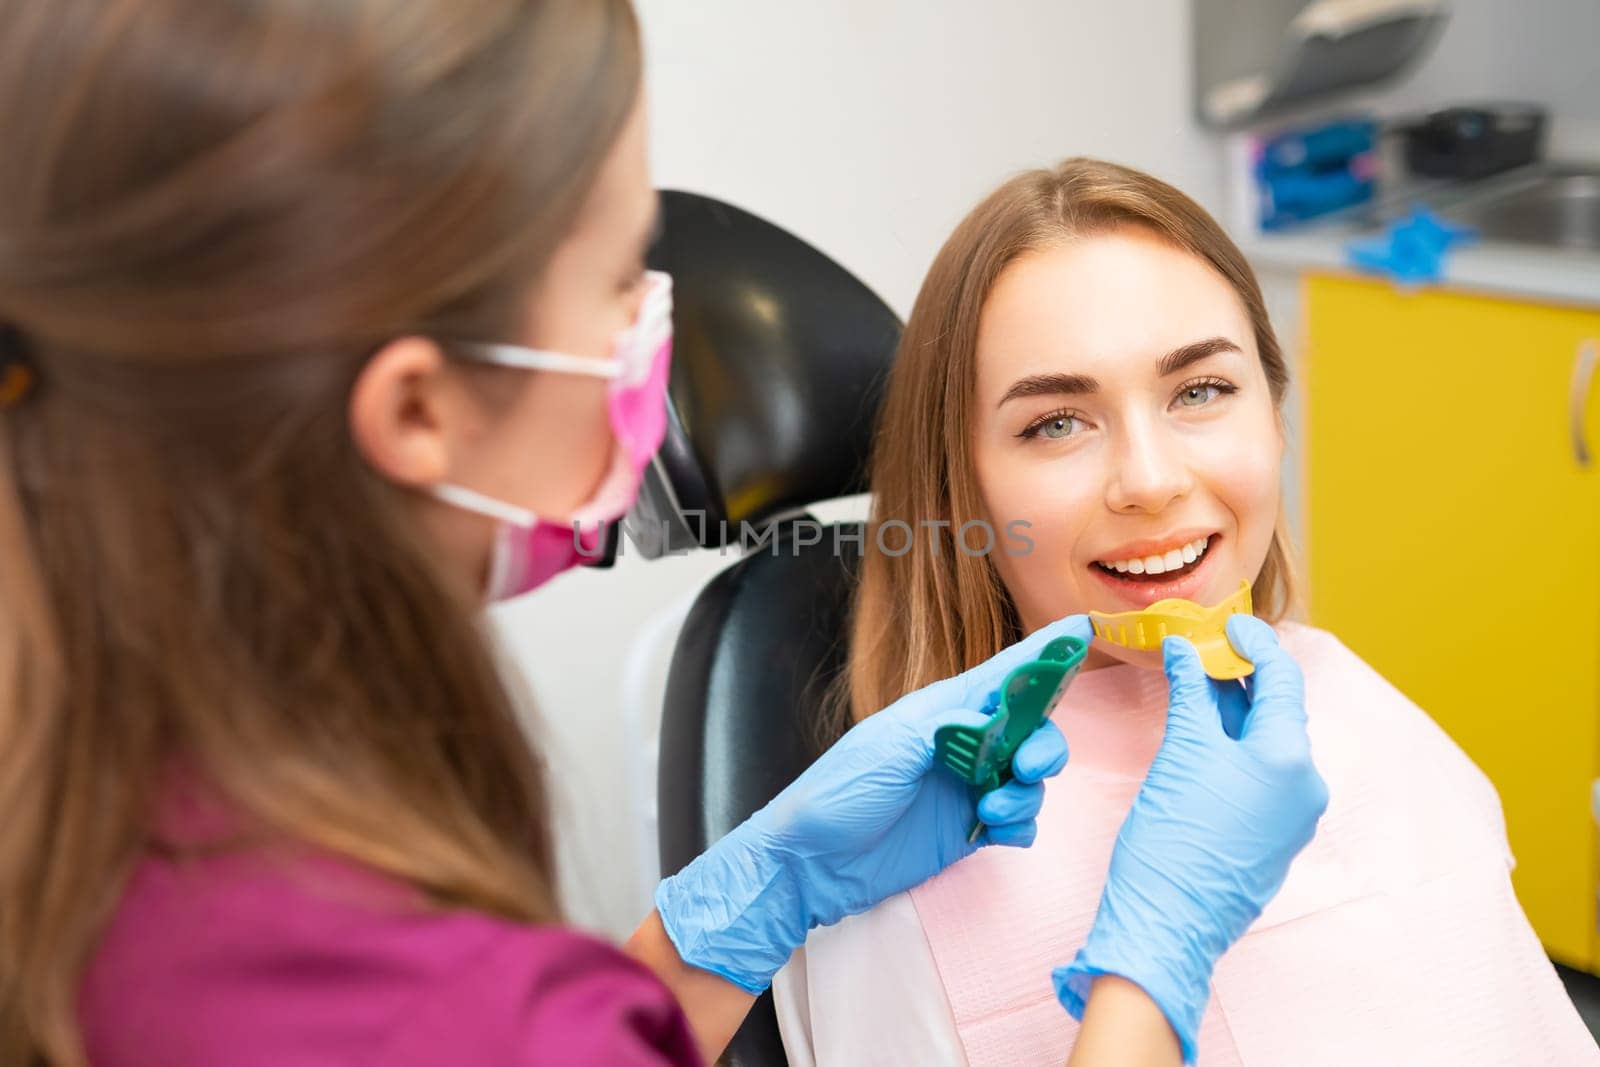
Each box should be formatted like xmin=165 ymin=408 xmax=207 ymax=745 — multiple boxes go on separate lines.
xmin=834 ymin=158 xmax=1297 ymax=737
xmin=0 ymin=1 xmax=641 ymax=1062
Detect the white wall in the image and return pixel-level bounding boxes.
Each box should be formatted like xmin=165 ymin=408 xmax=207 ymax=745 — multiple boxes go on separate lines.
xmin=639 ymin=0 xmax=1224 ymax=318
xmin=1377 ymin=0 xmax=1600 ymax=129
xmin=494 ymin=0 xmax=1222 ymax=939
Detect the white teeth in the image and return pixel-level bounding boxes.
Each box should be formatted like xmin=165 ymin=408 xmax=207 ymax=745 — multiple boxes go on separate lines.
xmin=1096 ymin=535 xmax=1212 ymax=575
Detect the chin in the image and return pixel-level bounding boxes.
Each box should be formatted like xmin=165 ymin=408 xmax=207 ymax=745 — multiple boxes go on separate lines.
xmin=1088 ymin=639 xmax=1167 ymax=672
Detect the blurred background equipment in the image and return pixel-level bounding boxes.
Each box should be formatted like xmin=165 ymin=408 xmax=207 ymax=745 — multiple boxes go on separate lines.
xmin=1398 ymin=102 xmax=1547 ymax=180
xmin=1254 ymin=116 xmax=1380 ymax=230
xmin=1194 ymin=0 xmax=1448 ymax=128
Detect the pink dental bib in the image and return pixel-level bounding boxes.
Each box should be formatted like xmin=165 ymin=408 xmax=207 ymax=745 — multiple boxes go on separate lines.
xmin=907 ymin=624 xmax=1596 ymax=1066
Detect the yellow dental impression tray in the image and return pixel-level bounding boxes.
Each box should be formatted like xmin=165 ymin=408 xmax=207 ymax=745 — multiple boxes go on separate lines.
xmin=1088 ymin=580 xmax=1255 ymax=680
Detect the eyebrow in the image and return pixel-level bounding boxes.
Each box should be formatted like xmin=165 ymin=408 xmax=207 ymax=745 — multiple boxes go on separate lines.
xmin=997 ymin=336 xmax=1243 ymax=407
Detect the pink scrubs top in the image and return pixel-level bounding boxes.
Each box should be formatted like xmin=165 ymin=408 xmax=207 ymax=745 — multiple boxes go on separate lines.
xmin=78 ymin=780 xmax=700 ymax=1066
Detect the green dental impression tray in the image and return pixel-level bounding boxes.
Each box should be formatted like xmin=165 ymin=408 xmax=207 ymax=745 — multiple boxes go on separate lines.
xmin=934 ymin=634 xmax=1089 ymax=841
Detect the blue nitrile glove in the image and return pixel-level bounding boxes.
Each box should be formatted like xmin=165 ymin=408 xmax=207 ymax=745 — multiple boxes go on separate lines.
xmin=655 ymin=613 xmax=1091 ymax=994
xmin=1345 ymin=206 xmax=1477 ymax=286
xmin=1053 ymin=617 xmax=1328 ymax=1062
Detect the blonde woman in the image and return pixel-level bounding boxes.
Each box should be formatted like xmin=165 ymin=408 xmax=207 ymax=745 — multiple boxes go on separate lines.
xmin=774 ymin=159 xmax=1597 ymax=1066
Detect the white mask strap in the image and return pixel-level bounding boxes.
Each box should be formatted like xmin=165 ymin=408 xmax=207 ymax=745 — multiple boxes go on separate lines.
xmin=448 ymin=270 xmax=672 ymax=383
xmin=432 ymin=483 xmax=540 ymax=527
xmin=452 ymin=344 xmax=622 ymax=379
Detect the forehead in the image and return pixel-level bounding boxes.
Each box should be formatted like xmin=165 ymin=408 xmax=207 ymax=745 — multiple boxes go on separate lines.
xmin=975 ymin=227 xmax=1256 ymax=384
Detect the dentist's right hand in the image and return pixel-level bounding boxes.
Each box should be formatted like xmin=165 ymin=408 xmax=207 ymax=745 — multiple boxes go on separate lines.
xmin=1054 ymin=616 xmax=1329 ymax=1063
xmin=653 ymin=613 xmax=1086 ymax=998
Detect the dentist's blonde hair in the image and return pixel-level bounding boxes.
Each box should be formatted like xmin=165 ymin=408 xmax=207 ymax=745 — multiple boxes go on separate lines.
xmin=830 ymin=158 xmax=1298 ymax=738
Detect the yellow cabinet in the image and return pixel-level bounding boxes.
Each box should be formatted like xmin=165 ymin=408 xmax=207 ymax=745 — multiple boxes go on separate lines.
xmin=1303 ymin=273 xmax=1600 ymax=971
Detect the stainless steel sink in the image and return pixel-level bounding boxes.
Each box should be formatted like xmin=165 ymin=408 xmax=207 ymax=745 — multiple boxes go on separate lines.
xmin=1440 ymin=164 xmax=1600 ymax=252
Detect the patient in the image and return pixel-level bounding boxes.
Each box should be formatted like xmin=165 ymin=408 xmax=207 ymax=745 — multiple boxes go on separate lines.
xmin=772 ymin=158 xmax=1596 ymax=1065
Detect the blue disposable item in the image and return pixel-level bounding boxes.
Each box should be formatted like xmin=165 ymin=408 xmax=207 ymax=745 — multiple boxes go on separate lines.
xmin=1256 ymin=117 xmax=1378 ymax=230
xmin=1345 ymin=206 xmax=1478 ymax=285
xmin=1260 ymin=169 xmax=1376 ymax=230
xmin=1258 ymin=118 xmax=1378 ymax=174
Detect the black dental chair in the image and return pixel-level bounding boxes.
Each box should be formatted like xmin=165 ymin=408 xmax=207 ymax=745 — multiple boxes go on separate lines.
xmin=635 ymin=191 xmax=901 ymax=1067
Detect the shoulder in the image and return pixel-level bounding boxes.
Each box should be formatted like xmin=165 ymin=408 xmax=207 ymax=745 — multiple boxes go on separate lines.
xmin=1275 ymin=622 xmax=1432 ymax=725
xmin=82 ymin=847 xmax=697 ymax=1067
xmin=1273 ymin=621 xmax=1372 ymax=676
xmin=1275 ymin=622 xmax=1510 ymax=852
xmin=372 ymin=920 xmax=699 ymax=1067
xmin=1275 ymin=621 xmax=1451 ymax=742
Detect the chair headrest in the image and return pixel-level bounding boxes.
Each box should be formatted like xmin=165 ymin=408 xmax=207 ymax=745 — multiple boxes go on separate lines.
xmin=623 ymin=191 xmax=902 ymax=557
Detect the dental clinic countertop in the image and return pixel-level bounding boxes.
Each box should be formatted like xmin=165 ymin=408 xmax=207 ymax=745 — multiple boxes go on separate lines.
xmin=1242 ymin=227 xmax=1600 ymax=308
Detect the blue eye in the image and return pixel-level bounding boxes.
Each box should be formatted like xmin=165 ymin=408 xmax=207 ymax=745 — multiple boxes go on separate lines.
xmin=1020 ymin=412 xmax=1085 ymax=440
xmin=1173 ymin=377 xmax=1237 ymax=409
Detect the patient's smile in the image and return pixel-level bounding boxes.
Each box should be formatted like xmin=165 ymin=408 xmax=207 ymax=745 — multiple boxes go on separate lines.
xmin=1093 ymin=533 xmax=1214 ymax=578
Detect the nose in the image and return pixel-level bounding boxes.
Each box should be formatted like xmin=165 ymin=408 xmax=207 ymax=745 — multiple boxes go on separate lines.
xmin=1105 ymin=414 xmax=1193 ymax=514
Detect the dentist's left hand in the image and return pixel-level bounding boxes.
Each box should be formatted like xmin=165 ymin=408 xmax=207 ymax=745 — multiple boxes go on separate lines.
xmin=655 ymin=614 xmax=1091 ymax=994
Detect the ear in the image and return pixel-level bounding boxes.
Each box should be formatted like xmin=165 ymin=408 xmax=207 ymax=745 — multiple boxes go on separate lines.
xmin=349 ymin=337 xmax=459 ymax=489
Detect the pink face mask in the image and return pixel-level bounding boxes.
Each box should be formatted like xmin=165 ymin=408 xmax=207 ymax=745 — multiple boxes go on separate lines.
xmin=433 ymin=271 xmax=673 ymax=601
